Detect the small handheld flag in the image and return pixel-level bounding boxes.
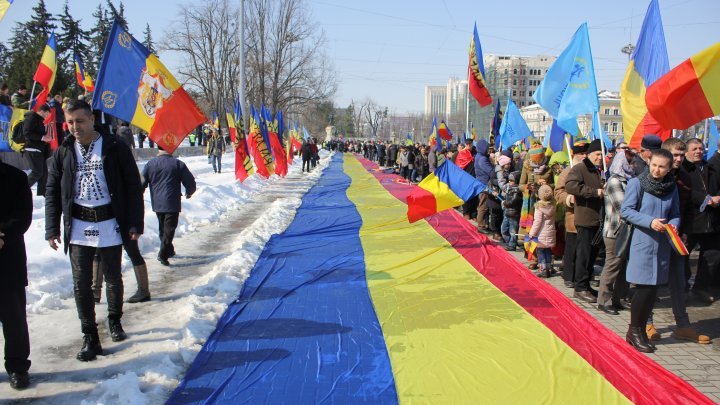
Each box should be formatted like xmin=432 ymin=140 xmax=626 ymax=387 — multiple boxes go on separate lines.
xmin=523 ymin=235 xmax=539 ymax=254
xmin=664 ymin=224 xmax=689 ymax=256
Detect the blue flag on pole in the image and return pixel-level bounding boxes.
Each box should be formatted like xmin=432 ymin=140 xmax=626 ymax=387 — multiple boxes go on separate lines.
xmin=533 ymin=23 xmax=599 ymax=136
xmin=591 ymin=111 xmax=613 ymax=150
xmin=498 ymin=98 xmax=532 ymax=149
xmin=708 ymin=120 xmax=719 ymax=159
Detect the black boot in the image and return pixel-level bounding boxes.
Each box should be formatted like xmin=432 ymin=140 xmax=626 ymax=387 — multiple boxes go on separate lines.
xmin=109 ymin=319 xmax=127 ymax=342
xmin=76 ymin=333 xmax=103 ymax=361
xmin=626 ymin=326 xmax=655 ymax=353
xmin=9 ymin=372 xmax=30 ymax=390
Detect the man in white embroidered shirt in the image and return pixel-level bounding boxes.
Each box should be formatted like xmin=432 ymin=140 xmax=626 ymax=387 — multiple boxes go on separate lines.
xmin=45 ymin=100 xmax=144 ymax=362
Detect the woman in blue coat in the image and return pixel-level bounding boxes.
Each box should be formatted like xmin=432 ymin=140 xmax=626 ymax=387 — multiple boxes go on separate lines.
xmin=621 ymin=148 xmax=680 ymax=353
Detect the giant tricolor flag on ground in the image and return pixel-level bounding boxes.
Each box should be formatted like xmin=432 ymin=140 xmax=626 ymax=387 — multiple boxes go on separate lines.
xmin=406 ymin=159 xmax=486 ymax=223
xmin=91 ymin=21 xmax=206 ymax=154
xmin=74 ymin=54 xmax=95 ymax=93
xmin=32 ymin=33 xmax=57 ymax=111
xmin=645 ymin=42 xmax=720 ymax=130
xmin=533 ymin=23 xmax=599 ymax=135
xmin=0 ymin=0 xmax=13 ymax=23
xmin=468 ymin=23 xmax=492 ymax=107
xmin=169 ymin=153 xmax=714 ymax=404
xmin=621 ymin=0 xmax=671 ymax=148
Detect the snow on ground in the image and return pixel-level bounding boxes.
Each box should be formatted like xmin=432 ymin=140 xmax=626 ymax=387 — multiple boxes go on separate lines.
xmin=0 ymin=149 xmax=332 ymax=404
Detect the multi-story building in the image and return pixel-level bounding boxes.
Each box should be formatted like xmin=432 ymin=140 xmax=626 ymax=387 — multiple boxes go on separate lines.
xmin=424 ymin=85 xmax=446 ymax=117
xmin=470 ymin=54 xmax=557 ymax=139
xmin=519 ymin=90 xmax=624 ymax=145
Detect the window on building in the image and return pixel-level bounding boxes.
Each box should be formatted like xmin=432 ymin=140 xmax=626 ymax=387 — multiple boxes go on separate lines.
xmin=529 ymin=90 xmax=534 ymax=97
xmin=521 ymin=101 xmax=525 ymax=107
xmin=613 ymin=109 xmax=619 ymax=116
xmin=603 ymin=123 xmax=609 ymax=132
xmin=612 ymin=122 xmax=618 ymax=132
xmin=513 ymin=90 xmax=517 ymax=96
xmin=504 ymin=79 xmax=508 ymax=85
xmin=522 ymin=69 xmax=526 ymax=75
xmin=522 ymin=80 xmax=525 ymax=85
xmin=504 ymin=69 xmax=508 ymax=74
xmin=513 ymin=79 xmax=517 ymax=85
xmin=604 ymin=108 xmax=610 ymax=115
xmin=542 ymin=115 xmax=546 ymax=122
xmin=513 ymin=68 xmax=517 ymax=74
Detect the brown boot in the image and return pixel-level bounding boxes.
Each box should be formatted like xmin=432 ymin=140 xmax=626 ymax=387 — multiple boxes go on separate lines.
xmin=127 ymin=264 xmax=151 ymax=303
xmin=646 ymin=323 xmax=661 ymax=341
xmin=672 ymin=327 xmax=711 ymax=344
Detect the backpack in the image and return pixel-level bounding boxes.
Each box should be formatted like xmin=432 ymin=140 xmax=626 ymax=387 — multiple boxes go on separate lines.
xmin=8 ymin=118 xmax=24 ymax=152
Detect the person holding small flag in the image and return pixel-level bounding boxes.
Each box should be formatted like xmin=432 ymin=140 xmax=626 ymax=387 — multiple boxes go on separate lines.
xmin=620 ymin=148 xmax=680 ymax=353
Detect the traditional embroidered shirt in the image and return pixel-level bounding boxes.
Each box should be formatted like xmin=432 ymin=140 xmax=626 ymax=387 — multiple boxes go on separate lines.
xmin=70 ymin=136 xmax=123 ymax=247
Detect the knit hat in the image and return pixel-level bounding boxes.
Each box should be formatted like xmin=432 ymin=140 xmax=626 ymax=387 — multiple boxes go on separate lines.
xmin=538 ymin=184 xmax=553 ymax=201
xmin=586 ymin=139 xmax=602 ymax=154
xmin=508 ymin=170 xmax=521 ymax=183
xmin=528 ymin=144 xmax=546 ymax=163
xmin=572 ymin=138 xmax=590 ymax=154
xmin=498 ymin=155 xmax=512 ymax=167
xmin=640 ymin=134 xmax=662 ymax=150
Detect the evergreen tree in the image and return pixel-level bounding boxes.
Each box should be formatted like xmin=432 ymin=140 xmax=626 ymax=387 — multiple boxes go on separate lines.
xmin=58 ymin=1 xmax=90 ymax=95
xmin=143 ymin=23 xmax=156 ymax=54
xmin=0 ymin=43 xmax=11 ymax=84
xmin=88 ymin=4 xmax=111 ymax=77
xmin=106 ymin=0 xmax=128 ymax=31
xmin=6 ymin=0 xmax=57 ymax=94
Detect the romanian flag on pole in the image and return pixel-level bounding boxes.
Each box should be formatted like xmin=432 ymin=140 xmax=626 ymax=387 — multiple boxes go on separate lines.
xmin=406 ymin=159 xmax=486 ymax=223
xmin=91 ymin=21 xmax=206 ymax=154
xmin=247 ymin=106 xmax=272 ymax=178
xmin=0 ymin=0 xmax=13 ymax=23
xmin=621 ymin=0 xmax=671 ymax=148
xmin=645 ymin=42 xmax=720 ymax=130
xmin=233 ymin=105 xmax=255 ymax=182
xmin=74 ymin=54 xmax=95 ymax=92
xmin=32 ymin=33 xmax=57 ymax=111
xmin=437 ymin=120 xmax=453 ymax=140
xmin=468 ymin=23 xmax=492 ymax=107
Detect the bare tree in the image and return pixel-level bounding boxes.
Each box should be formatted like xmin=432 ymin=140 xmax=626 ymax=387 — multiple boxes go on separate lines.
xmin=363 ymin=98 xmax=387 ymax=139
xmin=349 ymin=99 xmax=365 ymax=138
xmin=244 ymin=0 xmax=336 ymax=116
xmin=162 ymin=0 xmax=241 ymax=125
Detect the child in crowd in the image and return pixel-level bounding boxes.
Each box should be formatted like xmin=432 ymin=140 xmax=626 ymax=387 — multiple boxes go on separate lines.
xmin=528 ymin=184 xmax=556 ymax=278
xmin=501 ymin=171 xmax=522 ymax=251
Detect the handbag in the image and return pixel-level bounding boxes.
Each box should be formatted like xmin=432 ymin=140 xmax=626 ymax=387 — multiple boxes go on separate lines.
xmin=614 ymin=187 xmax=645 ymax=261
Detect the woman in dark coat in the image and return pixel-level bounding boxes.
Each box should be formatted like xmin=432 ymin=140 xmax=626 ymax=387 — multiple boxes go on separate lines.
xmin=621 ymin=149 xmax=680 ymax=353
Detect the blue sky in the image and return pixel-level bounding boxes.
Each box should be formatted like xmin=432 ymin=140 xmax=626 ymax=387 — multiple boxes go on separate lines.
xmin=1 ymin=0 xmax=717 ymax=114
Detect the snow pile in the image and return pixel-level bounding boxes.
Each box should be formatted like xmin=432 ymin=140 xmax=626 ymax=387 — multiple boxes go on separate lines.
xmin=1 ymin=149 xmax=331 ymax=404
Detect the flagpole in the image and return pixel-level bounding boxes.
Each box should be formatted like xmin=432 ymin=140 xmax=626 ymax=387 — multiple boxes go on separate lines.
xmin=466 ymin=69 xmax=471 ymax=141
xmin=565 ymin=134 xmax=574 ymax=168
xmin=596 ymin=113 xmax=607 ymax=174
xmin=29 ymin=81 xmax=37 ymax=107
xmin=238 ymin=0 xmax=247 ymax=129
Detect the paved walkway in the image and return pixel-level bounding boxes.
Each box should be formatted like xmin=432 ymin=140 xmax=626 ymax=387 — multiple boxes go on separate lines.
xmin=501 ymin=247 xmax=720 ymax=402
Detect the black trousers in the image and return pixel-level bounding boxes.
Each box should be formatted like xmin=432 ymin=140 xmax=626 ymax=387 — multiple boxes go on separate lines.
xmin=302 ymin=159 xmax=311 ymax=172
xmin=574 ymin=225 xmax=600 ymax=292
xmin=25 ymin=149 xmax=48 ymax=196
xmin=70 ymin=244 xmax=123 ymax=334
xmin=157 ymin=212 xmax=179 ymax=261
xmin=686 ymin=234 xmax=720 ymax=292
xmin=631 ymin=284 xmax=658 ymax=327
xmin=0 ymin=287 xmax=31 ymax=374
xmin=124 ymin=238 xmax=145 ymax=266
xmin=563 ymin=231 xmax=578 ymax=282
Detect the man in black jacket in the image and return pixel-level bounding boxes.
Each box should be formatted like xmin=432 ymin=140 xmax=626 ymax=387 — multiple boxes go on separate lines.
xmin=680 ymin=138 xmax=720 ymax=304
xmin=45 ymin=100 xmax=144 ymax=361
xmin=0 ymin=162 xmax=33 ymax=389
xmin=22 ymin=105 xmax=52 ymax=196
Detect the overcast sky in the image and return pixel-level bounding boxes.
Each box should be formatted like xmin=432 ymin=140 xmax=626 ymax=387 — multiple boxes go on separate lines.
xmin=1 ymin=0 xmax=717 ymax=114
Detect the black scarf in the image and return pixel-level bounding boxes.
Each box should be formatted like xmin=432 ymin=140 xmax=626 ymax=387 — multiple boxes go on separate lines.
xmin=638 ymin=168 xmax=676 ymax=197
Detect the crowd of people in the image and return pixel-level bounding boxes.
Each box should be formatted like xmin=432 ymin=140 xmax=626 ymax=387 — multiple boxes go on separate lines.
xmin=1 ymin=98 xmax=197 ymax=390
xmin=345 ymin=134 xmax=717 ymax=354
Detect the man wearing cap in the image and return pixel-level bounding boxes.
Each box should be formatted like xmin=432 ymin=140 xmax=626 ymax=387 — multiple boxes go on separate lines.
xmin=680 ymin=138 xmax=720 ymax=305
xmin=565 ymin=139 xmax=604 ymax=303
xmin=554 ymin=139 xmax=588 ymax=288
xmin=634 ymin=135 xmax=662 ymax=176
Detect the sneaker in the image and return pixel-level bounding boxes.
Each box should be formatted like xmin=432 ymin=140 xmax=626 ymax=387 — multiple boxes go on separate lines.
xmin=9 ymin=372 xmax=29 ymax=390
xmin=504 ymin=246 xmax=516 ymax=252
xmin=672 ymin=327 xmax=711 ymax=344
xmin=76 ymin=334 xmax=103 ymax=362
xmin=109 ymin=319 xmax=127 ymax=342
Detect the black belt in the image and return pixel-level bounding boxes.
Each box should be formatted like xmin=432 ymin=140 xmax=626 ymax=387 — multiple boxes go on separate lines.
xmin=72 ymin=203 xmax=115 ymax=223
